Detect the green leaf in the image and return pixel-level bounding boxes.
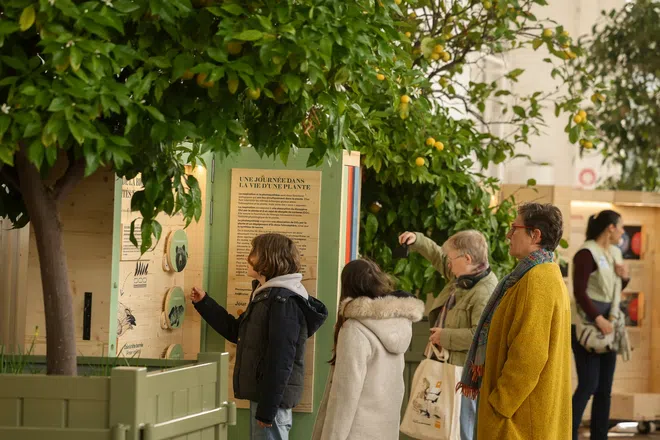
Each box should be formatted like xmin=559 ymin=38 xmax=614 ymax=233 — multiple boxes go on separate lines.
xmin=559 ymin=238 xmax=569 ymax=249
xmin=569 ymin=125 xmax=580 ymax=144
xmin=394 ymin=258 xmax=407 ymax=274
xmin=129 ymin=220 xmax=138 ymax=248
xmin=145 ymin=106 xmax=166 ymax=122
xmin=221 ymin=4 xmax=246 ymax=15
xmin=506 ymin=68 xmax=525 ymax=81
xmin=532 ymin=39 xmax=543 ymax=50
xmin=19 ymin=6 xmax=36 ymax=32
xmin=0 ymin=115 xmax=11 ymax=140
xmin=67 ymin=119 xmax=85 ymax=145
xmin=144 ymin=177 xmax=161 ymax=204
xmin=26 ymin=140 xmax=44 ymax=168
xmin=527 ymin=178 xmax=537 ymax=186
xmin=365 ymin=213 xmax=378 ymax=242
xmin=513 ymin=106 xmax=526 ymax=118
xmin=386 ymin=210 xmax=397 ymax=226
xmin=140 ymin=221 xmax=152 ymax=254
xmin=236 ymin=30 xmax=263 ymax=41
xmin=152 ymin=220 xmax=162 ymax=242
xmin=282 ymin=74 xmax=302 ymax=94
xmin=48 ymin=97 xmax=68 ymax=112
xmin=70 ymin=47 xmax=83 ymax=71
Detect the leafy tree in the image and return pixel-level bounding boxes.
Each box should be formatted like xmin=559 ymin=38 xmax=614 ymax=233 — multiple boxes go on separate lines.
xmin=0 ymin=0 xmax=425 ymax=375
xmin=351 ymin=0 xmax=592 ymax=298
xmin=568 ymin=0 xmax=660 ymax=191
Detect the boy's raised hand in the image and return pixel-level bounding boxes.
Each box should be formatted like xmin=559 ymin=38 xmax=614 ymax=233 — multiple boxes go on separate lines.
xmin=191 ymin=287 xmax=207 ymax=304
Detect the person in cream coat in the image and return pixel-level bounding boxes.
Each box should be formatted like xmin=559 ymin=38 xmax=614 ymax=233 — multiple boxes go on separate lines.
xmin=312 ymin=259 xmax=425 ymax=440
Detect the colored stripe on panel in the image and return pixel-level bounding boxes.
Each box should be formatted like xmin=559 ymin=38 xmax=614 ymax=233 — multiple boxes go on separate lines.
xmin=350 ymin=166 xmax=360 ymax=261
xmin=345 ymin=166 xmax=354 ymax=264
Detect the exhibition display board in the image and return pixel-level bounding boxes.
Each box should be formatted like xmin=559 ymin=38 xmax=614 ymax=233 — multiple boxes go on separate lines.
xmin=206 ymin=148 xmax=360 ymax=439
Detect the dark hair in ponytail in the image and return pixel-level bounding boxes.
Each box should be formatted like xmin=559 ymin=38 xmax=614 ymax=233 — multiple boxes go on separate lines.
xmin=586 ymin=210 xmax=621 ymax=240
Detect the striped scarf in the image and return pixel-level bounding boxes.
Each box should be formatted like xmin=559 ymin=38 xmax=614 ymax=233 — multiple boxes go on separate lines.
xmin=456 ymin=248 xmax=554 ymax=399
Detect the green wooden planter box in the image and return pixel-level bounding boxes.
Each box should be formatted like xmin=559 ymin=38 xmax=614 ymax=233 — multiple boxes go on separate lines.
xmin=0 ymin=352 xmax=235 ymax=440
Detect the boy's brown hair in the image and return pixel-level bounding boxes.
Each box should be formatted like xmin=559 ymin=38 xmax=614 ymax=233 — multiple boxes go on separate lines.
xmin=248 ymin=233 xmax=301 ymax=280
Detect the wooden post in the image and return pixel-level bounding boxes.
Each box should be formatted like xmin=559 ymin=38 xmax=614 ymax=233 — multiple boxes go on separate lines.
xmin=109 ymin=367 xmax=147 ymax=440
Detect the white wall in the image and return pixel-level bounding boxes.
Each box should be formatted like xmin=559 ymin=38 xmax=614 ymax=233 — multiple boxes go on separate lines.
xmin=499 ymin=0 xmax=626 ymax=188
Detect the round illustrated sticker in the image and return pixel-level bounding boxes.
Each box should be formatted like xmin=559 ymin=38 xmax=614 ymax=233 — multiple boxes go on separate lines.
xmin=165 ymin=230 xmax=189 ymax=272
xmin=164 ymin=344 xmax=184 ymax=360
xmin=163 ymin=286 xmax=186 ymax=329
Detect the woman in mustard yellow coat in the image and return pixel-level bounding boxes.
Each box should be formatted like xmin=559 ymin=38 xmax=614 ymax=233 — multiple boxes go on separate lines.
xmin=458 ymin=203 xmax=572 ymax=440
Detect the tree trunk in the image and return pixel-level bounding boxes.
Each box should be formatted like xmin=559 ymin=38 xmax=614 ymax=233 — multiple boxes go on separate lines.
xmin=16 ymin=154 xmax=77 ymax=376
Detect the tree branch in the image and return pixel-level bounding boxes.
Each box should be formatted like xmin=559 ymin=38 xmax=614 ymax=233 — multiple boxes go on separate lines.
xmin=53 ymin=158 xmax=86 ymax=202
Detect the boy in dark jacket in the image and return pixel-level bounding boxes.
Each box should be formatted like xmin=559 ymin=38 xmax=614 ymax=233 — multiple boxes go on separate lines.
xmin=191 ymin=233 xmax=328 ymax=440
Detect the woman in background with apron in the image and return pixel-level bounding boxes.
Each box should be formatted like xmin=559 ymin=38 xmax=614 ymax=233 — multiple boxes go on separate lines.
xmin=571 ymin=210 xmax=630 ymax=440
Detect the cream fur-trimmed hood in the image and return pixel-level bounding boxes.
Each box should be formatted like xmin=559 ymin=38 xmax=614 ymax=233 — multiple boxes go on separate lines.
xmin=340 ymin=293 xmax=425 ymax=322
xmin=339 ymin=293 xmax=424 ymax=355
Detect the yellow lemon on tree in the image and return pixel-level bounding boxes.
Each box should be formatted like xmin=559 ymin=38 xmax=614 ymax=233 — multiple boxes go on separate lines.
xmin=442 ymin=51 xmax=451 ymax=62
xmin=426 ymin=137 xmax=436 ymax=146
xmin=399 ymin=104 xmax=409 ymax=120
xmin=196 ymin=73 xmax=214 ymax=88
xmin=583 ymin=141 xmax=593 ymax=149
xmin=395 ymin=0 xmax=402 ymax=4
xmin=483 ymin=1 xmax=492 ymax=9
xmin=438 ymin=77 xmax=448 ymax=87
xmin=227 ymin=79 xmax=239 ymax=94
xmin=247 ymin=88 xmax=261 ymax=100
xmin=400 ymin=95 xmax=411 ymax=104
xmin=410 ymin=12 xmax=416 ymax=19
xmin=415 ymin=157 xmax=425 ymax=167
xmin=561 ymin=30 xmax=570 ymax=38
xmin=434 ymin=44 xmax=444 ymax=53
xmin=405 ymin=31 xmax=412 ymax=38
xmin=591 ymin=94 xmax=599 ymax=103
xmin=435 ymin=141 xmax=444 ymax=151
xmin=227 ymin=41 xmax=243 ymax=55
xmin=431 ymin=52 xmax=441 ymax=61
xmin=181 ymin=69 xmax=195 ymax=80
xmin=376 ymin=73 xmax=385 ymax=81
xmin=578 ymin=110 xmax=587 ymax=119
xmin=573 ymin=114 xmax=583 ymax=124
xmin=542 ymin=28 xmax=553 ymax=38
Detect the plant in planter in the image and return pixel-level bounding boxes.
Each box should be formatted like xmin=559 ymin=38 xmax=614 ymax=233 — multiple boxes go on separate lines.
xmin=343 ymin=0 xmax=594 ymax=297
xmin=566 ymin=0 xmax=660 ymax=191
xmin=0 ymin=0 xmax=432 ymax=375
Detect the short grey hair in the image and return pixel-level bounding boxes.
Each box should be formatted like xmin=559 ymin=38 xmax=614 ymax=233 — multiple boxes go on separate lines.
xmin=442 ymin=230 xmax=489 ymax=266
xmin=517 ymin=203 xmax=563 ymax=251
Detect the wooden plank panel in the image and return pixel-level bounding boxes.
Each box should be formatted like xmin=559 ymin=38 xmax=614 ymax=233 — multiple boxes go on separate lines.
xmin=156 ymin=392 xmax=173 ymax=424
xmin=0 ymin=376 xmax=109 ymax=400
xmin=172 ymin=389 xmax=188 ymax=419
xmin=67 ymin=400 xmax=109 ymax=429
xmin=201 ymin=383 xmax=215 ymax=411
xmin=22 ymin=398 xmax=65 ymax=428
xmin=187 ymin=385 xmax=202 ymax=415
xmin=0 ymin=426 xmax=113 ymax=440
xmin=0 ymin=398 xmax=20 ymax=426
xmin=145 ymin=364 xmax=216 ymax=397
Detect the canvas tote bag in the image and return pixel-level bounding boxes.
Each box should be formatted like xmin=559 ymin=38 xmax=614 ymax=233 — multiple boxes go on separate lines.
xmin=400 ymin=343 xmax=461 ymax=440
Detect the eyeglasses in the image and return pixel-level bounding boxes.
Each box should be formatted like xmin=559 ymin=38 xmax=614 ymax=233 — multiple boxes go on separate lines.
xmin=508 ymin=224 xmax=534 ymax=236
xmin=447 ymin=254 xmax=466 ymax=262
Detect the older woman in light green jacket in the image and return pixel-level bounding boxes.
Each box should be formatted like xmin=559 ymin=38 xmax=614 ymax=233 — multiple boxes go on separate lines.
xmin=399 ymin=230 xmax=497 ymax=440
